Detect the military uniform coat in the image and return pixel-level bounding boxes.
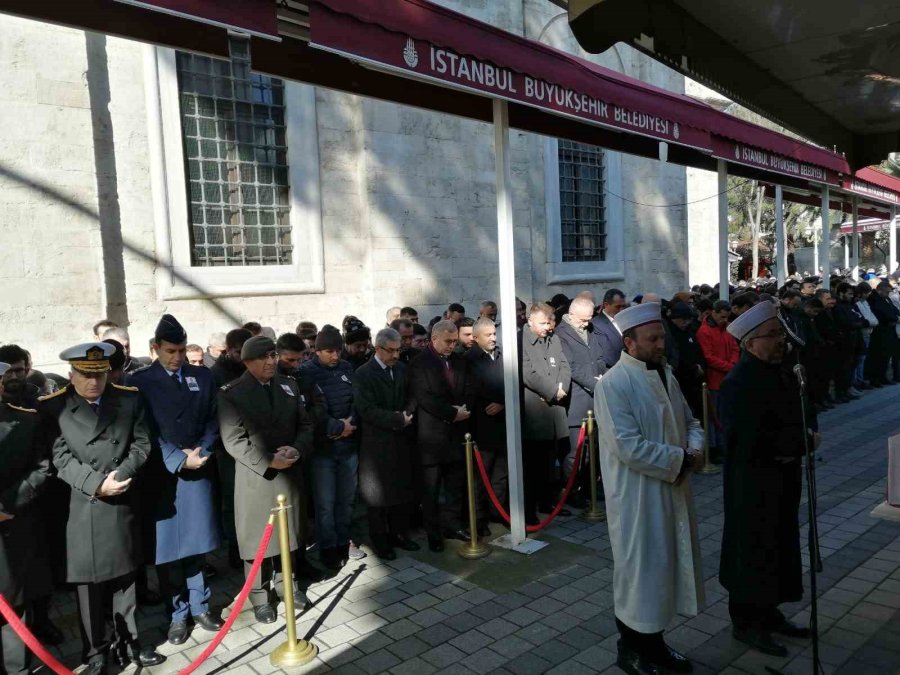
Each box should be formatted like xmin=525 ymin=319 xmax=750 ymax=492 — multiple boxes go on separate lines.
xmin=43 ymin=385 xmax=152 ymax=584
xmin=218 ymin=372 xmax=315 ymax=559
xmin=0 ymin=403 xmax=52 ymax=606
xmin=520 ymin=330 xmax=571 ymax=440
xmin=353 ymin=358 xmax=415 ymax=507
xmin=718 ymin=352 xmax=808 ymax=606
xmin=406 ymin=348 xmax=471 ymax=465
xmin=126 ymin=362 xmax=220 ymax=565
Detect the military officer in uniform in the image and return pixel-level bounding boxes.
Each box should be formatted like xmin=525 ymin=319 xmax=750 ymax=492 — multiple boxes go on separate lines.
xmin=0 ymin=362 xmax=52 ymax=675
xmin=127 ymin=315 xmax=223 ymax=645
xmin=218 ymin=336 xmax=316 ymax=625
xmin=40 ymin=343 xmax=165 ymax=675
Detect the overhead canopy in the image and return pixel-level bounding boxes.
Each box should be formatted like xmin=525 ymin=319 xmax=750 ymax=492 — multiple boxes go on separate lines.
xmin=568 ymin=0 xmax=900 ymax=170
xmin=839 ymin=218 xmax=891 ymax=236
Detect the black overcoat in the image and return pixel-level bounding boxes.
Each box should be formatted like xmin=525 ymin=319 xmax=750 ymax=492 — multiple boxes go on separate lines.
xmin=43 ymin=384 xmax=152 ymax=583
xmin=217 ymin=372 xmax=315 ymax=559
xmin=555 ymin=319 xmax=607 ymax=428
xmin=520 ymin=330 xmax=571 ymax=440
xmin=406 ymin=348 xmax=471 ymax=465
xmin=0 ymin=403 xmax=52 ymax=606
xmin=718 ymin=352 xmax=811 ymax=605
xmin=463 ymin=346 xmax=507 ymax=453
xmin=353 ymin=359 xmax=415 ymax=507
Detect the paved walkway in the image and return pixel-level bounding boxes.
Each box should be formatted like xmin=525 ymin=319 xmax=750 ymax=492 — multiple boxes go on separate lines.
xmin=45 ymin=384 xmax=900 ymax=675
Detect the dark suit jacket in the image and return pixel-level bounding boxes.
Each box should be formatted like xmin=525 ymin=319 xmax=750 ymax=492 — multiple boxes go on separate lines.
xmin=555 ymin=319 xmax=607 ymax=427
xmin=590 ymin=311 xmax=624 ymax=369
xmin=406 ymin=347 xmax=471 ymax=465
xmin=463 ymin=346 xmax=506 ymax=453
xmin=353 ymin=359 xmax=415 ymax=507
xmin=43 ymin=384 xmax=151 ymax=583
xmin=218 ymin=372 xmax=314 ymax=559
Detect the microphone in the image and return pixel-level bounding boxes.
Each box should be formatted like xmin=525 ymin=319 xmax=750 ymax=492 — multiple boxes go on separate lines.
xmin=793 ymin=363 xmax=807 ymax=391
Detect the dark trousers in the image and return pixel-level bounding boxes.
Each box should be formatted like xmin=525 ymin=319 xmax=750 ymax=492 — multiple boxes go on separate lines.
xmin=475 ymin=448 xmax=509 ymax=523
xmin=244 ymin=550 xmax=305 ymax=609
xmin=156 ymin=553 xmax=211 ymax=622
xmin=728 ymin=598 xmax=785 ymax=631
xmin=367 ymin=505 xmax=410 ymax=549
xmin=76 ymin=572 xmax=138 ymax=663
xmin=523 ymin=440 xmax=555 ymax=516
xmin=1 ymin=605 xmax=30 ymax=675
xmin=216 ymin=450 xmax=237 ymax=545
xmin=616 ymin=616 xmax=666 ymax=660
xmin=421 ymin=462 xmax=464 ymax=536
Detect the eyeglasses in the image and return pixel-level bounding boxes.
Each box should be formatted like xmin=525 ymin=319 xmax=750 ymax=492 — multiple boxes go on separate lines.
xmin=378 ymin=346 xmax=401 ymax=355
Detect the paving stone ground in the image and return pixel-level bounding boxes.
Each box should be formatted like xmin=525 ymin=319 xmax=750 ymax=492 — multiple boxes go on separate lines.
xmin=42 ymin=385 xmax=900 ymax=674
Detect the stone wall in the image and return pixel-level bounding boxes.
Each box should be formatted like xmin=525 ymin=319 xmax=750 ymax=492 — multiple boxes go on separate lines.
xmin=0 ymin=3 xmax=693 ymax=370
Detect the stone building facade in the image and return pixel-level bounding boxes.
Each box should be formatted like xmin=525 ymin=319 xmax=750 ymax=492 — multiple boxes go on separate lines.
xmin=0 ymin=1 xmax=699 ymax=369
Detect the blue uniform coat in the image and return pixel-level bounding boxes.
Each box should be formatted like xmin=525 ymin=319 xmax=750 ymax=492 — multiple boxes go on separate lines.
xmin=127 ymin=362 xmax=220 ymax=565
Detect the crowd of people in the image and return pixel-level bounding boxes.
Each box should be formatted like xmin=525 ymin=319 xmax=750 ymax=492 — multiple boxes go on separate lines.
xmin=2 ymin=269 xmax=898 ymax=675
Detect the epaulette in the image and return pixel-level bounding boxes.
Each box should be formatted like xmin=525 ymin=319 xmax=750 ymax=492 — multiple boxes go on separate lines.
xmin=113 ymin=383 xmax=139 ymax=392
xmin=220 ymin=382 xmax=234 ymax=392
xmin=38 ymin=386 xmax=68 ymax=402
xmin=7 ymin=403 xmax=36 ymax=414
xmin=129 ymin=364 xmax=152 ymax=375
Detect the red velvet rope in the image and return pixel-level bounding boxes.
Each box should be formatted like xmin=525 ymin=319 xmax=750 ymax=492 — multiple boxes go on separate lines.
xmin=0 ymin=595 xmax=73 ymax=675
xmin=179 ymin=520 xmax=276 ymax=675
xmin=474 ymin=423 xmax=587 ymax=533
xmin=0 ymin=519 xmax=277 ymax=675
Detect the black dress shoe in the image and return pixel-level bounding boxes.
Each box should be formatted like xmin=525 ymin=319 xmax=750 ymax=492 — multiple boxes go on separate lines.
xmin=295 ymin=560 xmax=326 ymax=582
xmin=137 ymin=587 xmax=162 ymax=606
xmin=770 ymin=618 xmax=812 ymax=639
xmin=135 ymin=647 xmax=166 ymax=667
xmin=655 ymin=644 xmax=693 ymax=672
xmin=616 ymin=642 xmax=663 ymax=675
xmin=167 ymin=621 xmax=190 ymax=645
xmin=195 ymin=611 xmax=224 ymax=632
xmin=32 ymin=620 xmax=64 ymax=646
xmin=733 ymin=627 xmax=788 ymax=657
xmin=427 ymin=535 xmax=444 ymax=552
xmin=444 ymin=529 xmax=470 ymax=542
xmin=525 ymin=513 xmax=540 ymax=526
xmin=390 ymin=534 xmax=421 ymax=551
xmin=203 ymin=562 xmax=218 ymax=579
xmin=320 ymin=547 xmax=344 ymax=571
xmin=112 ymin=643 xmax=130 ymax=668
xmin=254 ymin=604 xmax=277 ymax=624
xmin=83 ymin=659 xmax=107 ymax=675
xmin=477 ymin=524 xmax=491 ymax=537
xmin=375 ymin=546 xmax=397 ymax=561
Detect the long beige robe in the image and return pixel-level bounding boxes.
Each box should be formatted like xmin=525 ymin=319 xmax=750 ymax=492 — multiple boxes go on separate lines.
xmin=594 ymin=351 xmax=705 ymax=633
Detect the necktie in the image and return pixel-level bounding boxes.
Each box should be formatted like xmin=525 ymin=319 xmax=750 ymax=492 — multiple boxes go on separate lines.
xmin=172 ymin=372 xmax=183 ymax=390
xmin=89 ymin=402 xmax=101 ymax=416
xmin=263 ymin=382 xmax=273 ymax=406
xmin=387 ymin=366 xmax=394 ymax=381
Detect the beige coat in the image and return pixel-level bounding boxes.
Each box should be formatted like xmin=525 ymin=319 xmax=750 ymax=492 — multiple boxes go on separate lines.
xmin=594 ymin=352 xmax=705 ymax=633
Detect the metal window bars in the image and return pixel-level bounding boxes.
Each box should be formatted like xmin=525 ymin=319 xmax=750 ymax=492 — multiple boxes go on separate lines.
xmin=558 ymin=139 xmax=607 ymax=263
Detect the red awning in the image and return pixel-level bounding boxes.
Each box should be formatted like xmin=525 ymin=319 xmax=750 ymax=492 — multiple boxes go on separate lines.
xmin=309 ymin=0 xmax=850 ymax=183
xmin=845 ymin=168 xmax=900 ymax=207
xmin=839 ymin=218 xmax=890 ymax=235
xmin=113 ymin=0 xmax=279 ymax=39
xmin=762 ymin=185 xmax=890 ymax=220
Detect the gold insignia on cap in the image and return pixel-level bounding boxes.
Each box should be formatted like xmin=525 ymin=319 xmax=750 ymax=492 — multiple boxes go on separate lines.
xmin=87 ymin=346 xmax=104 ymax=361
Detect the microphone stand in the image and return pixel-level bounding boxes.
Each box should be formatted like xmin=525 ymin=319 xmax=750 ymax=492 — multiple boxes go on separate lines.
xmin=794 ymin=360 xmax=823 ymax=675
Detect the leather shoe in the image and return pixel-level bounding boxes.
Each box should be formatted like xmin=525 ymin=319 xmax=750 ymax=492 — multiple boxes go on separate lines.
xmin=655 ymin=644 xmax=693 ymax=672
xmin=167 ymin=621 xmax=190 ymax=645
xmin=134 ymin=648 xmax=166 ymax=667
xmin=427 ymin=534 xmax=444 ymax=552
xmin=203 ymin=562 xmax=218 ymax=579
xmin=254 ymin=604 xmax=277 ymax=624
xmin=32 ymin=620 xmax=64 ymax=646
xmin=477 ymin=524 xmax=491 ymax=537
xmin=83 ymin=659 xmax=107 ymax=675
xmin=112 ymin=643 xmax=130 ymax=669
xmin=375 ymin=546 xmax=397 ymax=560
xmin=525 ymin=512 xmax=540 ymax=526
xmin=616 ymin=641 xmax=662 ymax=675
xmin=195 ymin=611 xmax=224 ymax=632
xmin=295 ymin=560 xmax=325 ymax=582
xmin=770 ymin=618 xmax=811 ymax=639
xmin=733 ymin=627 xmax=788 ymax=657
xmin=390 ymin=534 xmax=421 ymax=551
xmin=444 ymin=528 xmax=470 ymax=542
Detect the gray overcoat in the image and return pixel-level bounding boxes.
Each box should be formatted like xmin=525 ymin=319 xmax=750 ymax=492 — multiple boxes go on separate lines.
xmin=520 ymin=330 xmax=571 ymax=440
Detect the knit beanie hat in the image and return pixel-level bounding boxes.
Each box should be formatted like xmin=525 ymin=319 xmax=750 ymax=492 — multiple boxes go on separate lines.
xmin=315 ymin=325 xmax=344 ymax=351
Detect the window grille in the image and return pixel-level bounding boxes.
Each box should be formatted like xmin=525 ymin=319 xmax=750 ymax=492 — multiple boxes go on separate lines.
xmin=175 ymin=38 xmax=292 ymax=266
xmin=558 ymin=139 xmax=606 ymax=262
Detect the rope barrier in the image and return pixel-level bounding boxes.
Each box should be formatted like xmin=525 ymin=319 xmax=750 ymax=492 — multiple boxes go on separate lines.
xmin=0 ymin=517 xmax=277 ymax=675
xmin=474 ymin=424 xmax=587 ymax=533
xmin=0 ymin=595 xmax=73 ymax=675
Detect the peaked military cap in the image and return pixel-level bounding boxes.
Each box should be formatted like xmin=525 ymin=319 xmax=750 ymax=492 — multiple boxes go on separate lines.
xmin=60 ymin=342 xmax=116 ymax=373
xmin=0 ymin=362 xmax=9 ymax=376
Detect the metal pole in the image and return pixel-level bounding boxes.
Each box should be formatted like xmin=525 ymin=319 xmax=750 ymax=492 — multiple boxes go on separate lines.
xmin=582 ymin=412 xmax=605 ymax=521
xmin=270 ymin=494 xmax=317 ymax=667
xmin=820 ymin=186 xmax=831 ymax=288
xmin=843 ymin=235 xmax=850 ymax=271
xmin=718 ymin=159 xmax=729 ymax=300
xmin=775 ymin=185 xmax=786 ymax=286
xmin=697 ymin=383 xmax=721 ymax=474
xmin=852 ymin=197 xmax=860 ymax=281
xmin=459 ymin=434 xmax=491 ymax=560
xmin=493 ymin=99 xmax=526 ymax=546
xmin=891 ymin=206 xmax=899 ymax=274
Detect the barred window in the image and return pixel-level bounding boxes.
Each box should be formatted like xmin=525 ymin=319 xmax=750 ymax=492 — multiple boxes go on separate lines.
xmin=558 ymin=139 xmax=606 ymax=262
xmin=176 ymin=39 xmax=292 ymax=267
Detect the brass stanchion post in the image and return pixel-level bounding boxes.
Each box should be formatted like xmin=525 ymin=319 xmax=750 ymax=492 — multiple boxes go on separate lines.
xmin=459 ymin=434 xmax=491 ymax=560
xmin=698 ymin=383 xmax=721 ymax=475
xmin=582 ymin=410 xmax=606 ymax=522
xmin=270 ymin=494 xmax=318 ymax=667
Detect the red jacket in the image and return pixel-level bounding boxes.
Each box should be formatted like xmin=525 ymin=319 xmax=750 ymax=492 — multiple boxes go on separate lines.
xmin=697 ymin=320 xmax=739 ymax=391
